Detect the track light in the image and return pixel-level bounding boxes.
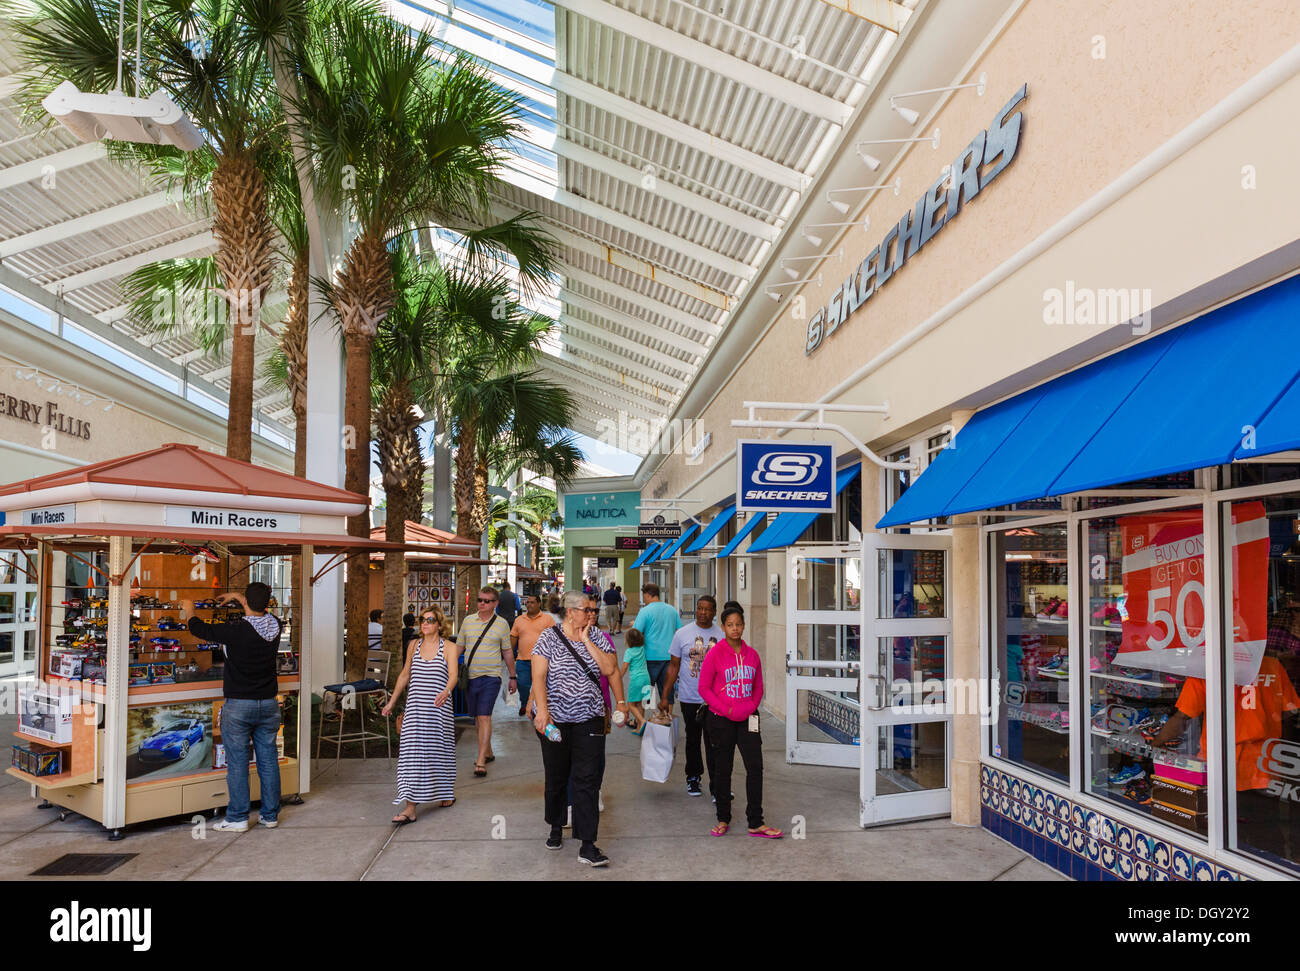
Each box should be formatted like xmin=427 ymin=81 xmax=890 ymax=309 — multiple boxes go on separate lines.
xmin=43 ymin=81 xmax=204 ymax=151
xmin=781 ymin=252 xmax=844 ymax=282
xmin=766 ymin=290 xmax=783 ymax=302
xmin=856 ymin=128 xmax=941 ymax=173
xmin=826 ymin=178 xmax=901 ymax=214
xmin=859 ymin=151 xmax=882 ymax=172
xmin=891 ymin=103 xmax=919 ymax=125
xmin=804 ymin=216 xmax=870 ymax=233
xmin=783 ymin=265 xmax=800 ymax=281
xmin=800 ymin=229 xmax=824 ymax=248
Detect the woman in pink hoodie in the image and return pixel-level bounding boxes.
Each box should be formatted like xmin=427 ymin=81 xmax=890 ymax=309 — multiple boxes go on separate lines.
xmin=698 ymin=605 xmax=782 ymax=838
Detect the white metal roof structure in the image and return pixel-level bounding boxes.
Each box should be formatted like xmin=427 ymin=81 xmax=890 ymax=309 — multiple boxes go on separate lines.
xmin=0 ymin=0 xmax=944 ymax=454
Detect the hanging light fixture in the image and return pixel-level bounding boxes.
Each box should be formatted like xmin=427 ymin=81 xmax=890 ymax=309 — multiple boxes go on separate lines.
xmin=889 ymin=73 xmax=987 ymax=128
xmin=856 ymin=129 xmax=941 ymax=170
xmin=826 ymin=178 xmax=900 ymax=214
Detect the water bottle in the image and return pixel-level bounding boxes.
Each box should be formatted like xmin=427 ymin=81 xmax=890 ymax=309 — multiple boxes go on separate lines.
xmin=543 ymin=723 xmax=562 ymax=742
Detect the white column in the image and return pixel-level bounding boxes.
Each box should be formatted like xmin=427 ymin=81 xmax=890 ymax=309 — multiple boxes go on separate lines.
xmin=298 ymin=544 xmax=314 ymax=794
xmin=102 ymin=535 xmax=131 ymax=831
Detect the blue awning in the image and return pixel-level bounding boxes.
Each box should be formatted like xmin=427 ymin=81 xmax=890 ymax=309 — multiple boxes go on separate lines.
xmin=649 ymin=523 xmax=700 ymax=563
xmin=748 ymin=464 xmax=861 ymax=553
xmin=717 ymin=512 xmax=766 ymax=558
xmin=630 ymin=541 xmax=663 ymax=569
xmin=879 ymin=272 xmax=1300 ymax=527
xmin=684 ymin=504 xmax=737 ymax=554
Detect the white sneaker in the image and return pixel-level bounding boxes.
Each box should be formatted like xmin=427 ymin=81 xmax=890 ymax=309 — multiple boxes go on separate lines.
xmin=212 ymin=819 xmax=248 ymax=833
xmin=259 ymin=817 xmax=279 ymax=829
xmin=598 ymin=790 xmax=605 ymax=812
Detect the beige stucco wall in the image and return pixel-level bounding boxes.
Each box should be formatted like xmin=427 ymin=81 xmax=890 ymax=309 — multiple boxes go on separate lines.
xmin=647 ymin=0 xmax=1300 ymax=502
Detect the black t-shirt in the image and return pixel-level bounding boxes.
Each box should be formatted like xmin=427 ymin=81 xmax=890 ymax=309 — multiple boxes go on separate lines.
xmin=603 ymin=588 xmax=620 ymax=605
xmin=188 ymin=613 xmax=282 ymax=700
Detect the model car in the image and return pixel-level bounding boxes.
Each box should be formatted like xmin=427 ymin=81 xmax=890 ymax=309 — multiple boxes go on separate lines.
xmin=138 ymin=718 xmax=204 ymax=762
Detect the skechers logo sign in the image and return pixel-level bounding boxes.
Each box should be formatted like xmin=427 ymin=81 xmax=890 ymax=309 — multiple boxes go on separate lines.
xmin=806 ymin=84 xmax=1028 ymax=355
xmin=754 ymin=453 xmax=822 ymax=487
xmin=1261 ymin=738 xmax=1300 ymax=801
xmin=50 ymin=901 xmax=151 ymax=951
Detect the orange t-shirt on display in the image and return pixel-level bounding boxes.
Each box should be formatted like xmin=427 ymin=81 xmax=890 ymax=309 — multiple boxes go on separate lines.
xmin=1176 ymin=656 xmax=1300 ymax=790
xmin=511 ymin=611 xmax=555 ymax=661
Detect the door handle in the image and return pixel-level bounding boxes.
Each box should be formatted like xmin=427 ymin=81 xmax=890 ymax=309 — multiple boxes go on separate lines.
xmin=865 ymin=673 xmax=889 ymax=712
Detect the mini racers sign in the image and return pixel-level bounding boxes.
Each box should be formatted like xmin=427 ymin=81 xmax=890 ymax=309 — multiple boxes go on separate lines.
xmin=1117 ymin=502 xmax=1267 ymax=685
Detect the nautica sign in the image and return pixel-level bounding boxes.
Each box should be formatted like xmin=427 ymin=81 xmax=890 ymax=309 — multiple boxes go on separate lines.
xmin=806 ymin=84 xmax=1028 ymax=355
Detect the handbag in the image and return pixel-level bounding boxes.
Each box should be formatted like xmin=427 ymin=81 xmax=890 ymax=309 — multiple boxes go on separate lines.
xmin=557 ymin=629 xmax=612 ymax=734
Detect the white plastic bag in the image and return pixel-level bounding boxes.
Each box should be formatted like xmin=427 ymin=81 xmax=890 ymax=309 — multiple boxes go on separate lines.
xmin=640 ymin=719 xmax=675 ymax=783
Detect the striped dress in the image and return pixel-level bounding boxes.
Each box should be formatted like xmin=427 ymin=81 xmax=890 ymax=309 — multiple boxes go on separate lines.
xmin=394 ymin=638 xmax=455 ymax=805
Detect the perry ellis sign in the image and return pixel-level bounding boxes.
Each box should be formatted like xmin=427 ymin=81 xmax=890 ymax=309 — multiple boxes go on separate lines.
xmin=806 ymin=84 xmax=1028 ymax=355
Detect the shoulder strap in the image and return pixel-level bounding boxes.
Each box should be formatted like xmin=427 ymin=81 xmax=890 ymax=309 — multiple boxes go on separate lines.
xmin=464 ymin=615 xmax=501 ymax=671
xmin=556 ymin=629 xmax=603 ymax=695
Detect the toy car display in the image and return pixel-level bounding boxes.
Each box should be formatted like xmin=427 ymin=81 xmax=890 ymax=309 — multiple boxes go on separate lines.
xmin=138 ymin=718 xmax=204 ymax=763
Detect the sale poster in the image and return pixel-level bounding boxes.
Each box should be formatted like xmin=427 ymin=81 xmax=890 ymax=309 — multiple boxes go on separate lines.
xmin=1117 ymin=502 xmax=1267 ymax=685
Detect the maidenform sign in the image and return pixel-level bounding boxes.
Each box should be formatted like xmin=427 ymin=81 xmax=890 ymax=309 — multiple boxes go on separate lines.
xmin=21 ymin=504 xmax=77 ymax=526
xmin=164 ymin=506 xmax=301 ymax=532
xmin=737 ymin=439 xmax=835 ymax=513
xmin=1117 ymin=502 xmax=1267 ymax=686
xmin=563 ymin=490 xmax=640 ymax=529
xmin=806 ymin=84 xmax=1028 ymax=355
xmin=638 ymin=514 xmax=682 ymax=539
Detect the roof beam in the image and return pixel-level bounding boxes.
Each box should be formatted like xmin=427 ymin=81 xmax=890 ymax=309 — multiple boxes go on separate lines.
xmin=556 ymin=333 xmax=688 ymax=393
xmin=553 ymin=0 xmax=851 ymax=125
xmin=0 ymin=191 xmax=179 ymax=259
xmin=50 ymin=231 xmax=216 ymax=291
xmin=558 ymin=315 xmax=696 ymax=375
xmin=0 ymin=143 xmax=107 ymax=191
xmin=496 ymin=166 xmax=755 ymax=282
xmin=391 ymin=1 xmax=807 ymax=192
xmin=539 ymin=356 xmax=671 ymax=416
xmin=558 ymin=264 xmax=725 ymax=336
xmin=560 ymin=289 xmax=715 ymax=351
xmin=527 ymin=126 xmax=780 ymax=243
xmin=489 ymin=199 xmax=731 ymax=311
xmin=816 ymin=0 xmax=910 ymax=33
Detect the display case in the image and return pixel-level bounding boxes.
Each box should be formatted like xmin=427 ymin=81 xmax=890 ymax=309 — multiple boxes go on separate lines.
xmin=0 ymin=444 xmax=399 ymax=838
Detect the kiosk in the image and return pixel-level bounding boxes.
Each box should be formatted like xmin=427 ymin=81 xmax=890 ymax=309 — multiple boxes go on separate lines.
xmin=0 ymin=444 xmax=399 ymax=839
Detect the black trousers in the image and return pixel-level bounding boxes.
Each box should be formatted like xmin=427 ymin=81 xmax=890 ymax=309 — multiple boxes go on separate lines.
xmin=538 ymin=716 xmax=605 ymax=842
xmin=678 ymin=701 xmax=715 ymax=785
xmin=707 ymin=712 xmax=764 ymax=828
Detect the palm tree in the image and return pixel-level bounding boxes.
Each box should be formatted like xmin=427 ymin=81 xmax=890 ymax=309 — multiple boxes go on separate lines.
xmin=10 ymin=0 xmax=286 ymax=463
xmin=288 ymin=8 xmax=543 ymax=678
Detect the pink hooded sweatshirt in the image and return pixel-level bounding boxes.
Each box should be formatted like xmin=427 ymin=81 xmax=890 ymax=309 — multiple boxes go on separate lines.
xmin=698 ymin=640 xmax=763 ymax=722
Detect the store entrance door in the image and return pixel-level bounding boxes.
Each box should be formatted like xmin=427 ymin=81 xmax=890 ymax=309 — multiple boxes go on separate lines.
xmin=861 ymin=532 xmax=952 ymax=826
xmin=785 ymin=543 xmax=863 ymax=769
xmin=677 ymin=556 xmax=709 ymax=621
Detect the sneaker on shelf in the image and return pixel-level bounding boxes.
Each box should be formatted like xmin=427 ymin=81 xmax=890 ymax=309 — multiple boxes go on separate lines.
xmin=1107 ymin=763 xmax=1146 ymax=786
xmin=1122 ymin=777 xmax=1152 ymax=805
xmin=686 ymin=777 xmax=702 ymax=797
xmin=578 ymin=843 xmax=609 ymax=867
xmin=1089 ymin=655 xmax=1104 ymax=672
xmin=1054 ymin=601 xmax=1069 ymax=619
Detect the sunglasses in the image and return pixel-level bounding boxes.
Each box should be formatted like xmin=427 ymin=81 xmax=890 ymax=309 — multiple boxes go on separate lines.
xmin=420 ymin=617 xmax=437 ymax=624
xmin=477 ymin=597 xmax=496 ymax=603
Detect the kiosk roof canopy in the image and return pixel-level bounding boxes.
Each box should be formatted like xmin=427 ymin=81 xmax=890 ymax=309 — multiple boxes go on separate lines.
xmin=0 ymin=443 xmax=368 ymax=507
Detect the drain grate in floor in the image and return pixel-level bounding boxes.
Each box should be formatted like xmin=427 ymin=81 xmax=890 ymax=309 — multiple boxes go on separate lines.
xmin=30 ymin=853 xmax=137 ymax=877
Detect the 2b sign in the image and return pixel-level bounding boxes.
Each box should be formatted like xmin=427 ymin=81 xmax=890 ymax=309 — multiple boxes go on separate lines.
xmin=737 ymin=440 xmax=835 ymax=513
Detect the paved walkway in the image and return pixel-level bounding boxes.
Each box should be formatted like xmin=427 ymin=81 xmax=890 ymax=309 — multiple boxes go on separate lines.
xmin=0 ymin=699 xmax=1061 ymax=880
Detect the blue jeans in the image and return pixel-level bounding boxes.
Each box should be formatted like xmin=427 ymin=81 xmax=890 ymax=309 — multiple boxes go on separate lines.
xmin=515 ymin=659 xmax=533 ymax=710
xmin=221 ymin=697 xmax=282 ymax=824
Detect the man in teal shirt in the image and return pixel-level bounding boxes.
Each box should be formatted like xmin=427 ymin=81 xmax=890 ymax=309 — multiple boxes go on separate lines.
xmin=633 ymin=582 xmax=682 ymax=703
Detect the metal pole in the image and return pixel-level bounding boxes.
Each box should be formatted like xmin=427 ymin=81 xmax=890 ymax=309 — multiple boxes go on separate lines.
xmin=102 ymin=535 xmax=131 ymax=832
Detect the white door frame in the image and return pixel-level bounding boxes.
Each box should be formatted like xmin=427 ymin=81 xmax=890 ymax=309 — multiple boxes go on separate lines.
xmin=785 ymin=542 xmax=864 ymax=769
xmin=861 ymin=531 xmax=954 ymax=826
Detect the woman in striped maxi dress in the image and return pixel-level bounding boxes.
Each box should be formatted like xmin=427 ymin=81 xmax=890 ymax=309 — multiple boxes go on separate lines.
xmin=382 ymin=605 xmax=457 ymax=823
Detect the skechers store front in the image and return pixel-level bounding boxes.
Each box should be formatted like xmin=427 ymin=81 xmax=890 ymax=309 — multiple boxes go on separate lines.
xmin=630 ymin=2 xmax=1300 ymax=880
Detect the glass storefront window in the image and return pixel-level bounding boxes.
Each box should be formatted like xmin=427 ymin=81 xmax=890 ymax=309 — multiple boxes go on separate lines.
xmin=876 ymin=548 xmax=944 ymax=619
xmin=1223 ymin=493 xmax=1300 ymax=874
xmin=1084 ymin=507 xmax=1202 ymax=827
xmin=990 ymin=523 xmax=1069 ymax=782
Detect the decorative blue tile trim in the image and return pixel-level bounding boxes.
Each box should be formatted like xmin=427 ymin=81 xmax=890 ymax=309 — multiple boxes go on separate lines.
xmin=979 ymin=762 xmax=1248 ymax=882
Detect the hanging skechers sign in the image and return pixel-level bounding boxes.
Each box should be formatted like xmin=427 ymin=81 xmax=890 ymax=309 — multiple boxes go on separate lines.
xmin=806 ymin=84 xmax=1028 ymax=355
xmin=737 ymin=440 xmax=835 ymax=513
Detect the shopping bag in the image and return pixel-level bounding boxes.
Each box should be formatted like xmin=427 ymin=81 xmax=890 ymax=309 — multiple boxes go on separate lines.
xmin=639 ymin=719 xmax=675 ymax=784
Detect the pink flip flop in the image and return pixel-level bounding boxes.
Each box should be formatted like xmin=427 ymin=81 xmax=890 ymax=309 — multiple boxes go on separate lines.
xmin=748 ymin=826 xmax=783 ymax=839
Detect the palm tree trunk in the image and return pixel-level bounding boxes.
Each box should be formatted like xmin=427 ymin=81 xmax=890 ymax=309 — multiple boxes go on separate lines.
xmin=210 ymin=153 xmax=275 ymax=464
xmin=283 ymin=252 xmax=309 ymax=655
xmin=453 ymin=422 xmax=479 ymax=623
xmin=376 ymin=381 xmax=422 ymax=687
xmin=334 ymin=231 xmax=394 ymax=680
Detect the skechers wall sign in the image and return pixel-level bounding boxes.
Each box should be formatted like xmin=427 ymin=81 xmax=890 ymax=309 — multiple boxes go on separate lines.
xmin=562 ymin=490 xmax=641 ymax=529
xmin=737 ymin=439 xmax=835 ymax=513
xmin=805 ymin=84 xmax=1027 ymax=355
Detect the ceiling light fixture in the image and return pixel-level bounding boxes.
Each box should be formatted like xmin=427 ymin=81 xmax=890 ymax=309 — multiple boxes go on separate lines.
xmin=826 ymin=178 xmax=901 ymax=214
xmin=781 ymin=250 xmax=844 ymax=279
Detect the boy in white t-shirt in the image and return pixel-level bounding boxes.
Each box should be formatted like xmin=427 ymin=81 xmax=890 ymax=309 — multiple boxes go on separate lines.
xmin=660 ymin=595 xmax=724 ymax=797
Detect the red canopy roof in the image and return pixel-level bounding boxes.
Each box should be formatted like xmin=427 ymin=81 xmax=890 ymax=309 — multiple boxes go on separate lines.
xmin=0 ymin=443 xmax=367 ymax=506
xmin=369 ymin=521 xmax=480 ymax=550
